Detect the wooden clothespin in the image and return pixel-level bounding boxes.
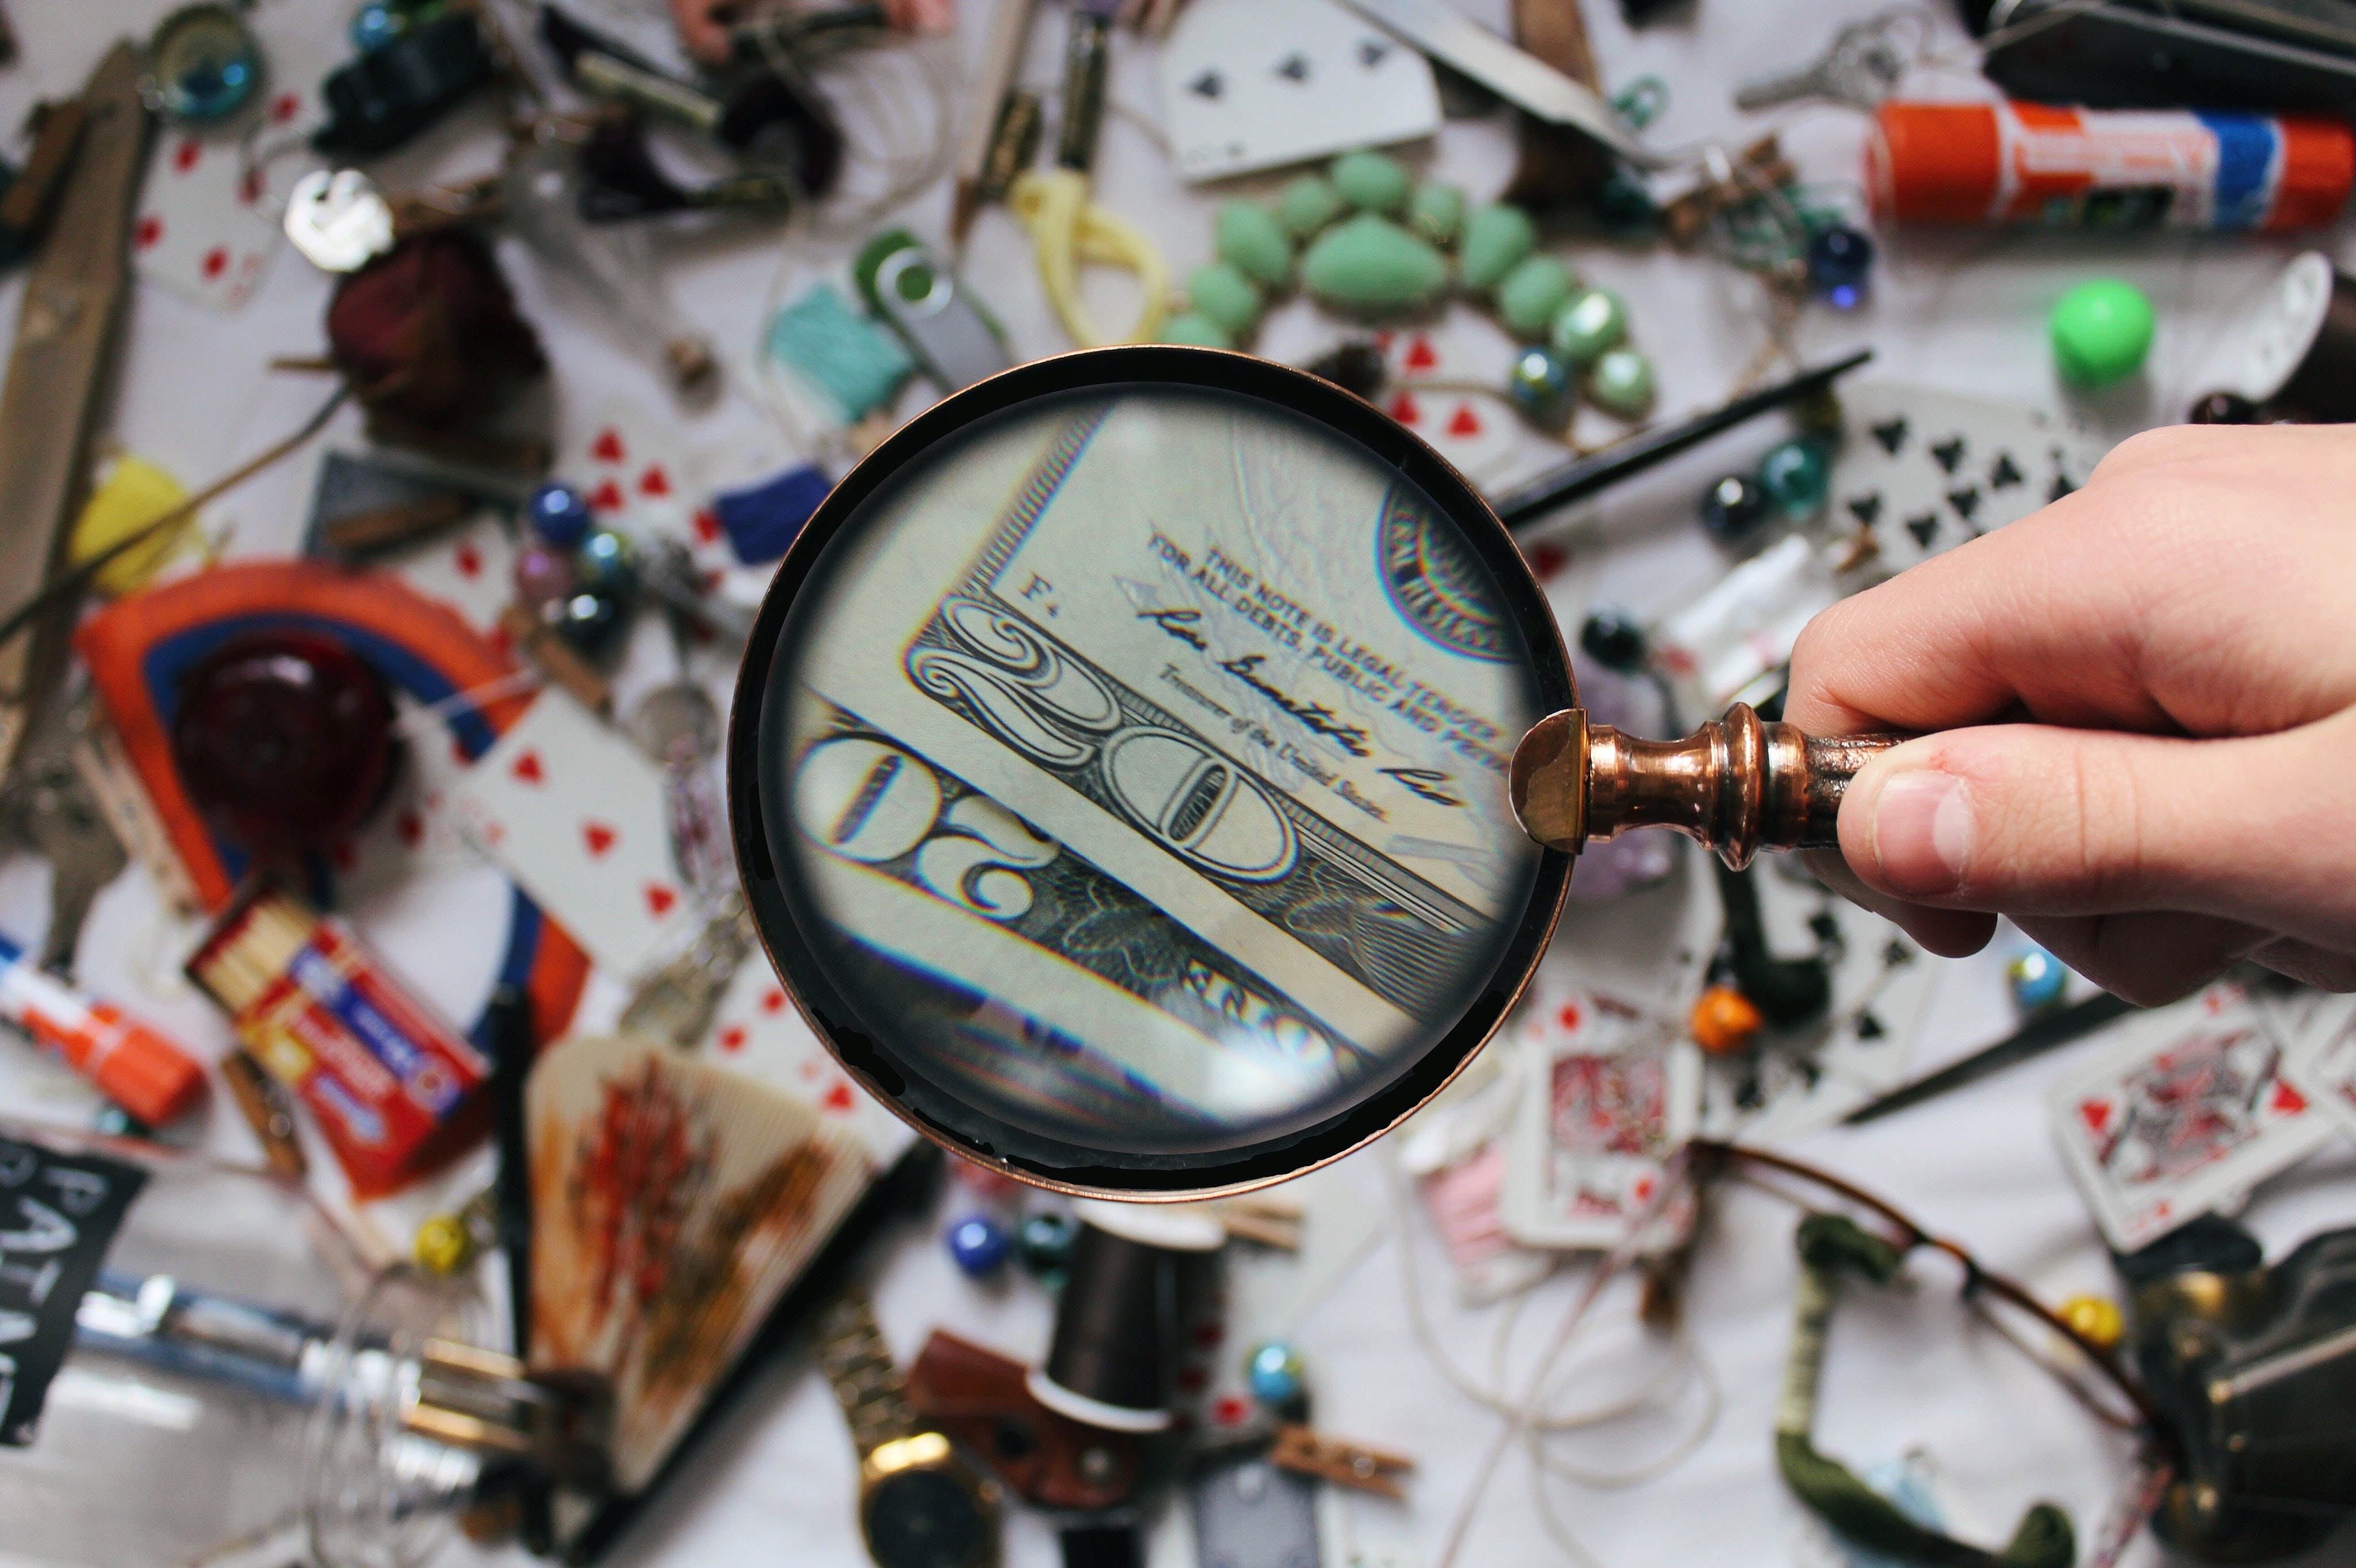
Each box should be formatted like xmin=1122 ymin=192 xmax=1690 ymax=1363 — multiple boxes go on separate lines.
xmin=1210 ymin=1194 xmax=1304 ymax=1250
xmin=1269 ymin=1424 xmax=1414 ymax=1500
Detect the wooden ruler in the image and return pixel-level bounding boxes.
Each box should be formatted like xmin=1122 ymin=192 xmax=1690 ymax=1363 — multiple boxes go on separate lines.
xmin=0 ymin=41 xmax=151 ymax=774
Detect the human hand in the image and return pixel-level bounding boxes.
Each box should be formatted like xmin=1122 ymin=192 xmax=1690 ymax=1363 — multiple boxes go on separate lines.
xmin=668 ymin=0 xmax=738 ymax=64
xmin=1784 ymin=424 xmax=2356 ymax=1004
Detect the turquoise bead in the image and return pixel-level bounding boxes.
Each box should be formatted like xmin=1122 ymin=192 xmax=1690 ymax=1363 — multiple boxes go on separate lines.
xmin=1277 ymin=175 xmax=1345 ymax=238
xmin=1331 ymin=150 xmax=1410 ymax=214
xmin=1247 ymin=1341 xmax=1307 ymax=1407
xmin=1161 ymin=310 xmax=1233 ymax=349
xmin=1187 ymin=261 xmax=1264 ymax=336
xmin=1549 ymin=288 xmax=1627 ymax=366
xmin=1460 ymin=203 xmax=1535 ymax=293
xmin=1300 ymin=213 xmax=1449 ymax=313
xmin=1757 ymin=438 xmax=1831 ymax=518
xmin=1586 ymin=347 xmax=1654 ymax=418
xmin=1506 ymin=346 xmax=1573 ymax=421
xmin=1215 ymin=201 xmax=1294 ymax=288
xmin=1408 ymin=181 xmax=1465 ymax=246
xmin=2009 ymin=946 xmax=2068 ymax=1011
xmin=1495 ymin=255 xmax=1576 ymax=339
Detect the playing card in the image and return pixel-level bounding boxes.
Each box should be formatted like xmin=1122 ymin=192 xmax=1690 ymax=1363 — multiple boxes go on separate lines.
xmin=133 ymin=130 xmax=278 ymax=311
xmin=528 ymin=1033 xmax=870 ymax=1494
xmin=131 ymin=0 xmax=338 ymax=310
xmin=567 ymin=402 xmax=697 ymax=542
xmin=1160 ymin=0 xmax=1442 ymax=182
xmin=696 ymin=959 xmax=915 ymax=1168
xmin=1717 ymin=866 xmax=1939 ymax=1144
xmin=328 ymin=694 xmax=494 ymax=901
xmin=1501 ymin=988 xmax=1700 ymax=1251
xmin=2276 ymin=990 xmax=2356 ymax=1144
xmin=1831 ymin=383 xmax=2110 ymax=580
xmin=448 ymin=689 xmax=695 ymax=977
xmin=1374 ymin=322 xmax=1531 ymax=492
xmin=2049 ymin=983 xmax=2334 ymax=1253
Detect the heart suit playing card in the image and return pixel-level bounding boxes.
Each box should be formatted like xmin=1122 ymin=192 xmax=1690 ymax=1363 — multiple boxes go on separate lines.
xmin=2049 ymin=984 xmax=2332 ymax=1252
xmin=449 ymin=689 xmax=695 ymax=977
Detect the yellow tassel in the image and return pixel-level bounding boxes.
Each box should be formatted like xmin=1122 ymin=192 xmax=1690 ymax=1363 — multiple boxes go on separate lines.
xmin=1009 ymin=167 xmax=1168 ymax=349
xmin=71 ymin=454 xmax=200 ymax=596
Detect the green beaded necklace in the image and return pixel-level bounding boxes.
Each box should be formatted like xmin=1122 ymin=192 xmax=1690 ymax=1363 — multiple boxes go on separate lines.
xmin=1161 ymin=148 xmax=1658 ymax=424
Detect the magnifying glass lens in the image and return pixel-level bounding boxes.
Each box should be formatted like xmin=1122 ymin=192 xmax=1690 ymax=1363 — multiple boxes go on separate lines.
xmin=748 ymin=364 xmax=1568 ymax=1185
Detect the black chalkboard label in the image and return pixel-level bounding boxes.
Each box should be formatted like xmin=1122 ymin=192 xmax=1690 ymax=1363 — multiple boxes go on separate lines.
xmin=0 ymin=1134 xmax=146 ymax=1445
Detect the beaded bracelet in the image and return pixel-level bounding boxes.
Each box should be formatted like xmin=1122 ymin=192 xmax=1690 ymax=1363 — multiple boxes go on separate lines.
xmin=1161 ymin=148 xmax=1658 ymax=426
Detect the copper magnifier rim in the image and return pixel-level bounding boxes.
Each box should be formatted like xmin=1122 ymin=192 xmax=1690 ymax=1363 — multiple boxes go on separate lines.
xmin=727 ymin=345 xmax=1582 ymax=1202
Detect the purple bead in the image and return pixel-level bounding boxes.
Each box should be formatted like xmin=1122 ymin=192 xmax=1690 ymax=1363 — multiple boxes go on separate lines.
xmin=511 ymin=542 xmax=576 ymax=609
xmin=948 ymin=1215 xmax=1011 ymax=1277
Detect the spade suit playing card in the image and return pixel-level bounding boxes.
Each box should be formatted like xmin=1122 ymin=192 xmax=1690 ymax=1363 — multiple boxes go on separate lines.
xmin=2049 ymin=984 xmax=2334 ymax=1253
xmin=1160 ymin=0 xmax=1441 ymax=182
xmin=1831 ymin=384 xmax=2109 ymax=579
xmin=1501 ymin=988 xmax=1700 ymax=1251
xmin=449 ymin=689 xmax=695 ymax=977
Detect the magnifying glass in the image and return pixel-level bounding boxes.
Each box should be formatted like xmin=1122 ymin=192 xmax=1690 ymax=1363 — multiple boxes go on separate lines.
xmin=729 ymin=347 xmax=1898 ymax=1199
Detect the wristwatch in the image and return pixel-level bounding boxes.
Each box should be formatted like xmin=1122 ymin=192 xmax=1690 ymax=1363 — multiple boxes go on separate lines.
xmin=816 ymin=1290 xmax=1003 ymax=1568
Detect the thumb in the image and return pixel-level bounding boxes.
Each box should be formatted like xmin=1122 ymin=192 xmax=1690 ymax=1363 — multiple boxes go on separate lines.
xmin=1835 ymin=713 xmax=2356 ymax=943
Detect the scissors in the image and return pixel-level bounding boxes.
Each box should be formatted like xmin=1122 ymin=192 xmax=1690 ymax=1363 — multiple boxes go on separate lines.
xmin=1010 ymin=0 xmax=1166 ymax=348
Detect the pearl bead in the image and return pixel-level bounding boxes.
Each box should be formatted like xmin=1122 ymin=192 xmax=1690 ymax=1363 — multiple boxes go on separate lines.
xmin=1585 ymin=347 xmax=1655 ymax=418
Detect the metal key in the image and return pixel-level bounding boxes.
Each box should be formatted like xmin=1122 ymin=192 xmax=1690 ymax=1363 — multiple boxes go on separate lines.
xmin=0 ymin=695 xmax=127 ymax=974
xmin=1734 ymin=20 xmax=1906 ymax=112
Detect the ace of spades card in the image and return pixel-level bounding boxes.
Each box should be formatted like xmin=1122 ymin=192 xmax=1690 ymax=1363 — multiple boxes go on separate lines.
xmin=1501 ymin=988 xmax=1701 ymax=1252
xmin=2049 ymin=983 xmax=2335 ymax=1253
xmin=1831 ymin=384 xmax=2109 ymax=579
xmin=448 ymin=689 xmax=697 ymax=978
xmin=1160 ymin=0 xmax=1441 ymax=182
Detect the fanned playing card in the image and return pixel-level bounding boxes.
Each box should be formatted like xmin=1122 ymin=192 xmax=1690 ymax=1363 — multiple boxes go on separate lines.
xmin=448 ymin=689 xmax=695 ymax=977
xmin=1501 ymin=987 xmax=1700 ymax=1251
xmin=2275 ymin=990 xmax=2356 ymax=1144
xmin=2049 ymin=983 xmax=2333 ymax=1253
xmin=1160 ymin=0 xmax=1441 ymax=182
xmin=1715 ymin=868 xmax=1938 ymax=1144
xmin=528 ymin=1034 xmax=870 ymax=1494
xmin=1831 ymin=384 xmax=2109 ymax=580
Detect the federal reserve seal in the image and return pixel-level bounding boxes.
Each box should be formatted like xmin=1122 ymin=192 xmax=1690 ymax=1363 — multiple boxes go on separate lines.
xmin=1375 ymin=485 xmax=1512 ymax=661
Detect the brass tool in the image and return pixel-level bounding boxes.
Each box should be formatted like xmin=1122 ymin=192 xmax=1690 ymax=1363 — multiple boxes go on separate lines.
xmin=1509 ymin=702 xmax=1904 ymax=870
xmin=0 ymin=43 xmax=152 ymax=774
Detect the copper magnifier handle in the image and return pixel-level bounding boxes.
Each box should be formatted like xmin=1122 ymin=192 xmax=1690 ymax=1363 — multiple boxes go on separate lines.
xmin=1509 ymin=705 xmax=1910 ymax=870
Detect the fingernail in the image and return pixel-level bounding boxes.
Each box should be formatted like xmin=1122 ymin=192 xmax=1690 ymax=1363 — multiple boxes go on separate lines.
xmin=1871 ymin=769 xmax=1971 ymax=896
